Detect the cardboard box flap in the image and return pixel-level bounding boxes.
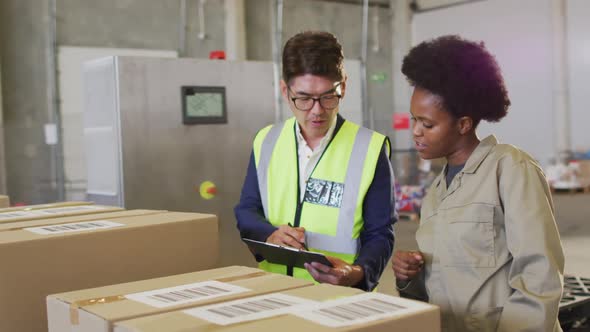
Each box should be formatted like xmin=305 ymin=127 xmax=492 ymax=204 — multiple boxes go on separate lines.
xmin=0 ymin=209 xmax=165 ymax=232
xmin=0 ymin=211 xmax=216 ymax=244
xmin=0 ymin=201 xmax=91 ymax=212
xmin=0 ymin=204 xmax=123 ymax=224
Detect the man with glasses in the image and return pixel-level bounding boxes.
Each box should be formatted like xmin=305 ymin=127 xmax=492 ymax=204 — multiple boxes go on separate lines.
xmin=235 ymin=31 xmax=396 ymax=291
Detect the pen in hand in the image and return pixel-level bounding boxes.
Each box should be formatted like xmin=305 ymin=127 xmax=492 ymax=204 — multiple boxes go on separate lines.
xmin=287 ymin=222 xmax=309 ymax=251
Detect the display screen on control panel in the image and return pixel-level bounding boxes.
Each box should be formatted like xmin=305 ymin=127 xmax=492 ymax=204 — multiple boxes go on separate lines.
xmin=181 ymin=86 xmax=227 ymax=124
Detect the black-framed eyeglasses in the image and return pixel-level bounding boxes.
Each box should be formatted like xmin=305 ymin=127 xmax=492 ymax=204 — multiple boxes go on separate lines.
xmin=288 ymin=82 xmax=343 ymax=112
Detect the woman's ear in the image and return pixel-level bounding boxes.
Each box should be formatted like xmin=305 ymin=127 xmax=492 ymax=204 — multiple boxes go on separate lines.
xmin=457 ymin=116 xmax=474 ymax=135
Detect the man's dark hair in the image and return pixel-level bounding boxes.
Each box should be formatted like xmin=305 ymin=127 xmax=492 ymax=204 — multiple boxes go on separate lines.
xmin=282 ymin=31 xmax=344 ymax=84
xmin=402 ymin=35 xmax=510 ymax=126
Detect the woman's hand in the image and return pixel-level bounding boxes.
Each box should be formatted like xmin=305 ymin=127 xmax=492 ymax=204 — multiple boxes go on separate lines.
xmin=392 ymin=250 xmax=424 ymax=281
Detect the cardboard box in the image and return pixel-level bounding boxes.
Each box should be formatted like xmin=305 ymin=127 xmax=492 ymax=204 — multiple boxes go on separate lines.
xmin=0 ymin=194 xmax=9 ymax=208
xmin=113 ymin=284 xmax=441 ymax=332
xmin=0 ymin=203 xmax=123 ymax=224
xmin=0 ymin=211 xmax=218 ymax=332
xmin=48 ymin=266 xmax=313 ymax=332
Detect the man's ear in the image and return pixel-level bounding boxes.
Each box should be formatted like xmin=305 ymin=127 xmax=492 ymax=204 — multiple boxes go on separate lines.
xmin=457 ymin=116 xmax=474 ymax=135
xmin=280 ymin=80 xmax=289 ymax=101
xmin=340 ymin=75 xmax=347 ymax=99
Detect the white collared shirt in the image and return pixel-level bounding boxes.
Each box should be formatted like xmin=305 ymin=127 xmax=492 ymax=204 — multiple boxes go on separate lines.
xmin=295 ymin=116 xmax=338 ymax=202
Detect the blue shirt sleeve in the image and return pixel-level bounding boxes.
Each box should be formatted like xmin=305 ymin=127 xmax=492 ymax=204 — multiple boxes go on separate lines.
xmin=353 ymin=142 xmax=397 ymax=291
xmin=234 ymin=151 xmax=277 ymax=244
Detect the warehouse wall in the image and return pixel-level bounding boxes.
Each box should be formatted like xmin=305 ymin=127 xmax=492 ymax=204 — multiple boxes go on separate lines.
xmin=0 ymin=0 xmax=226 ymax=204
xmin=1 ymin=0 xmax=395 ymax=203
xmin=412 ymin=0 xmax=556 ymax=166
xmin=412 ymin=0 xmax=590 ymax=167
xmin=2 ymin=0 xmax=588 ymax=203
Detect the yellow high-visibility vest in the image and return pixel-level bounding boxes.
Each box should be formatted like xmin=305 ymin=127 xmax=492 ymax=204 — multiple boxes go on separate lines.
xmin=253 ymin=117 xmax=388 ymax=281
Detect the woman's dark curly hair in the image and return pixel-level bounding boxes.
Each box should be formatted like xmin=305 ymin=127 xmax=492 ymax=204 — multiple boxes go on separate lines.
xmin=402 ymin=35 xmax=510 ymax=126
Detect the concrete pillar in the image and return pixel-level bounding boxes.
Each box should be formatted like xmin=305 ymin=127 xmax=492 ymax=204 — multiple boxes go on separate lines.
xmin=390 ymin=0 xmax=413 ymax=151
xmin=0 ymin=0 xmax=59 ymax=204
xmin=224 ymin=0 xmax=247 ymax=61
xmin=552 ymin=0 xmax=571 ymax=159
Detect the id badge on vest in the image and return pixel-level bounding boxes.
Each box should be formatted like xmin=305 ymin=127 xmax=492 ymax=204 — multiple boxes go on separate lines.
xmin=304 ymin=178 xmax=344 ymax=208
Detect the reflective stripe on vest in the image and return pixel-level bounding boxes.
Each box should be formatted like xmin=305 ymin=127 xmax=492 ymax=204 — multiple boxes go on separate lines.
xmin=304 ymin=126 xmax=373 ymax=255
xmin=256 ymin=121 xmax=285 ymax=218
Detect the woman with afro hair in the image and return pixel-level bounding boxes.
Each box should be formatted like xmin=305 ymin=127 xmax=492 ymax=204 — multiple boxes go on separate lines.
xmin=391 ymin=35 xmax=564 ymax=332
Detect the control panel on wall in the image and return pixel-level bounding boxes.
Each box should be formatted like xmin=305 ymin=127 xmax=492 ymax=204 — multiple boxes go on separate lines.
xmin=181 ymin=86 xmax=227 ymax=125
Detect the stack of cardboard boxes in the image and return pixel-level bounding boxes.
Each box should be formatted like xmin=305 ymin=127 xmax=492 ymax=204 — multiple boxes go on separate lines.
xmin=0 ymin=202 xmax=219 ymax=332
xmin=0 ymin=201 xmax=441 ymax=331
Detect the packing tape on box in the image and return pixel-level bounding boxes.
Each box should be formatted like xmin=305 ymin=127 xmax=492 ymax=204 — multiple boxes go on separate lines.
xmin=68 ymin=271 xmax=270 ymax=324
xmin=70 ymin=295 xmax=126 ymax=324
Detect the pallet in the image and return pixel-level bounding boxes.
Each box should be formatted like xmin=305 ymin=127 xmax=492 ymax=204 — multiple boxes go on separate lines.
xmin=551 ymin=185 xmax=590 ymax=194
xmin=560 ymin=275 xmax=590 ymax=331
xmin=398 ymin=211 xmax=419 ymax=222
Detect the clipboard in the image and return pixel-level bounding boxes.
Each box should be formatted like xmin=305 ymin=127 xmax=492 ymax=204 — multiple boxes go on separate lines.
xmin=242 ymin=238 xmax=333 ymax=269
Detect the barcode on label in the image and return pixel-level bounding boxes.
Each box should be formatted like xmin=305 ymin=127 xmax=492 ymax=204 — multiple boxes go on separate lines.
xmin=125 ymin=281 xmax=250 ymax=308
xmin=25 ymin=220 xmax=123 ymax=235
xmin=293 ymin=293 xmax=433 ymax=328
xmin=0 ymin=212 xmax=27 ymax=219
xmin=184 ymin=293 xmax=316 ymax=326
xmin=315 ymin=298 xmax=405 ymax=321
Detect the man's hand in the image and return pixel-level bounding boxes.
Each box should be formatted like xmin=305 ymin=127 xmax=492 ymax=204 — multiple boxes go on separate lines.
xmin=391 ymin=250 xmax=424 ymax=281
xmin=304 ymin=256 xmax=364 ymax=287
xmin=266 ymin=225 xmax=306 ymax=250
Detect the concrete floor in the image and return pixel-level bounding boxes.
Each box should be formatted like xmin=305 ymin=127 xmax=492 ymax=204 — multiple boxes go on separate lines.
xmin=377 ymin=192 xmax=590 ymax=296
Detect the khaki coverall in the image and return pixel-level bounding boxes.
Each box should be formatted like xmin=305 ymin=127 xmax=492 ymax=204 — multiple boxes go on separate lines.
xmin=399 ymin=135 xmax=564 ymax=332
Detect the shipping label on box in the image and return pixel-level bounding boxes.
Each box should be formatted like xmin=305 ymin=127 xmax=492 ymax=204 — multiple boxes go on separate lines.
xmin=291 ymin=292 xmax=436 ymax=328
xmin=125 ymin=280 xmax=251 ymax=308
xmin=184 ymin=293 xmax=317 ymax=325
xmin=24 ymin=220 xmax=125 ymax=235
